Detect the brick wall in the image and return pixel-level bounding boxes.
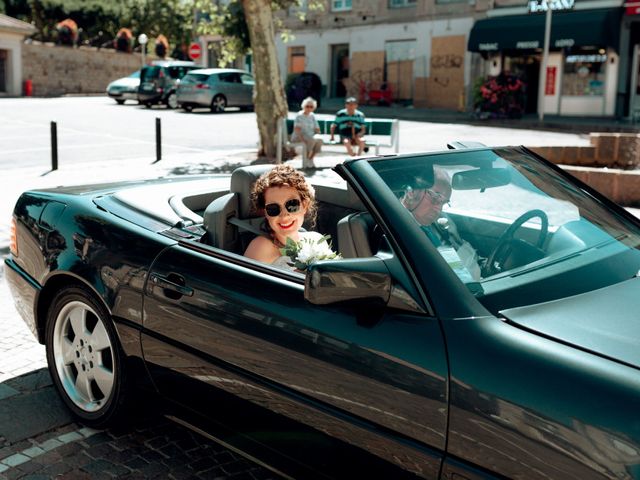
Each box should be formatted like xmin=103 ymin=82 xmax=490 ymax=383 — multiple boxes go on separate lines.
xmin=22 ymin=41 xmax=141 ymax=97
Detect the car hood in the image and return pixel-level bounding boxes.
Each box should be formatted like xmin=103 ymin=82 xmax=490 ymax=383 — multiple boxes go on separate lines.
xmin=501 ymin=276 xmax=640 ymax=369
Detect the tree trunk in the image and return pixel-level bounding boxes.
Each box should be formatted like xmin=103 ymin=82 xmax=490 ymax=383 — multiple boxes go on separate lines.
xmin=241 ymin=0 xmax=288 ymax=162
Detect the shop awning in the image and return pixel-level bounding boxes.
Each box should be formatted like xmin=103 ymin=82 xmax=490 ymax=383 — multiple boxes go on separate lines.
xmin=468 ymin=8 xmax=622 ymax=52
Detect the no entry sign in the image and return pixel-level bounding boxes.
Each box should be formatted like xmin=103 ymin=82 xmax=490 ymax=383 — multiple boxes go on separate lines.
xmin=188 ymin=42 xmax=202 ymax=60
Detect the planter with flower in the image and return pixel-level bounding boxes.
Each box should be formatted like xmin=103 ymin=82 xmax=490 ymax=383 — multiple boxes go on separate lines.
xmin=473 ymin=73 xmax=526 ymax=119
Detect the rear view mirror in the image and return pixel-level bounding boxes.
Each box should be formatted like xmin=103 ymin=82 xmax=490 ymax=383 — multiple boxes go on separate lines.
xmin=452 ymin=168 xmax=510 ymax=190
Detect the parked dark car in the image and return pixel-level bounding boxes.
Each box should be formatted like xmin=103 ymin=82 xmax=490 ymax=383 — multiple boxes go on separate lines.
xmin=6 ymin=146 xmax=640 ymax=479
xmin=137 ymin=60 xmax=198 ymax=109
xmin=106 ymin=70 xmax=140 ymax=105
xmin=176 ymin=68 xmax=254 ymax=113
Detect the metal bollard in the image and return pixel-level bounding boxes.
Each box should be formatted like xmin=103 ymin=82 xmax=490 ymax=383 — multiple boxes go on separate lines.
xmin=51 ymin=121 xmax=58 ymax=171
xmin=155 ymin=117 xmax=162 ymax=163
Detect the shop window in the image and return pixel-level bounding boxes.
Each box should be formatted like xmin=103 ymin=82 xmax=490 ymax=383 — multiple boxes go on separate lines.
xmin=288 ymin=46 xmax=306 ymax=74
xmin=0 ymin=50 xmax=6 ymax=93
xmin=562 ymin=49 xmax=607 ymax=97
xmin=390 ymin=0 xmax=416 ymax=7
xmin=332 ymin=0 xmax=352 ymax=11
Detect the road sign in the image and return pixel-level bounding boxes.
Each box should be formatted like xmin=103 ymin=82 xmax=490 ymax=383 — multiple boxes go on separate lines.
xmin=188 ymin=42 xmax=202 ymax=60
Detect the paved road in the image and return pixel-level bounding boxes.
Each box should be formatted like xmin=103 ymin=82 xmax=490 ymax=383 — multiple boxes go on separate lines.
xmin=0 ymin=96 xmax=590 ymax=171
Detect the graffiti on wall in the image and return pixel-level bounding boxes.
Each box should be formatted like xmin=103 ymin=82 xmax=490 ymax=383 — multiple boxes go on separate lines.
xmin=426 ymin=36 xmax=466 ymax=110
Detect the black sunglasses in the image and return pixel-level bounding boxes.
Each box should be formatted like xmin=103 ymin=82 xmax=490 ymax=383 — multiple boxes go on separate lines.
xmin=265 ymin=198 xmax=301 ymax=217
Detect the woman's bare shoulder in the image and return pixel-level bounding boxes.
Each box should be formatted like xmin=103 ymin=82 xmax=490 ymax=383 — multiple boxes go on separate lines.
xmin=244 ymin=235 xmax=279 ymax=263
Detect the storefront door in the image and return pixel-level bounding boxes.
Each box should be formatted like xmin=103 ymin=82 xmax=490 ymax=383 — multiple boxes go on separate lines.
xmin=505 ymin=54 xmax=540 ymax=114
xmin=630 ymin=44 xmax=640 ymax=119
xmin=331 ymin=44 xmax=349 ymax=98
xmin=0 ymin=50 xmax=7 ymax=93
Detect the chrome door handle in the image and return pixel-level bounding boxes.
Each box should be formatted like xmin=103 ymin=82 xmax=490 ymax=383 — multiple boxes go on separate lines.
xmin=150 ymin=273 xmax=194 ymax=297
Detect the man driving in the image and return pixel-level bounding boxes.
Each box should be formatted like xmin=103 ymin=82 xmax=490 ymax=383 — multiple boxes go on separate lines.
xmin=400 ymin=168 xmax=482 ymax=281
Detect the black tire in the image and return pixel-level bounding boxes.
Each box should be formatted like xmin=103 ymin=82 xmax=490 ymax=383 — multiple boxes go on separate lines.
xmin=183 ymin=105 xmax=193 ymax=112
xmin=115 ymin=99 xmax=125 ymax=105
xmin=145 ymin=102 xmax=152 ymax=109
xmin=211 ymin=95 xmax=227 ymax=113
xmin=45 ymin=285 xmax=130 ymax=427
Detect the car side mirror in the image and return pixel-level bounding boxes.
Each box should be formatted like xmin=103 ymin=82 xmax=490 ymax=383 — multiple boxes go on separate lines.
xmin=305 ymin=257 xmax=425 ymax=314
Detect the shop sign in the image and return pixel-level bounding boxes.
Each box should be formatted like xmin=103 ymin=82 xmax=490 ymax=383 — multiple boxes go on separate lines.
xmin=528 ymin=0 xmax=575 ymax=13
xmin=554 ymin=39 xmax=575 ymax=48
xmin=479 ymin=43 xmax=499 ymax=51
xmin=517 ymin=41 xmax=540 ymax=49
xmin=545 ymin=66 xmax=556 ymax=95
xmin=625 ymin=2 xmax=640 ymax=15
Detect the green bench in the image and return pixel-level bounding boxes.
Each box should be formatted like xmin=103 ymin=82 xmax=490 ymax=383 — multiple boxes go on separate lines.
xmin=281 ymin=116 xmax=400 ymax=164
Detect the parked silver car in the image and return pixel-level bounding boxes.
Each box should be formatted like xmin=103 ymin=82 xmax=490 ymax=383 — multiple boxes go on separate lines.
xmin=106 ymin=70 xmax=140 ymax=105
xmin=176 ymin=68 xmax=254 ymax=113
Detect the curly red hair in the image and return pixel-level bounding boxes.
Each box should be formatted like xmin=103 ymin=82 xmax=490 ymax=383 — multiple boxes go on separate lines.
xmin=251 ymin=165 xmax=317 ymax=228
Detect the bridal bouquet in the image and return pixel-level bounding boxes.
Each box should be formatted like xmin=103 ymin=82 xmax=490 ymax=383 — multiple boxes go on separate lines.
xmin=280 ymin=235 xmax=341 ymax=271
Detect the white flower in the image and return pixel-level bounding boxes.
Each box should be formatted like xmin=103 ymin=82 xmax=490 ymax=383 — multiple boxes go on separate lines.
xmin=280 ymin=235 xmax=341 ymax=271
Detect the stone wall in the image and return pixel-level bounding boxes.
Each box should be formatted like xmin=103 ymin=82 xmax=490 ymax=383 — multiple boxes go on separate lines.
xmin=530 ymin=133 xmax=640 ymax=170
xmin=563 ymin=165 xmax=640 ymax=207
xmin=22 ymin=41 xmax=140 ymax=97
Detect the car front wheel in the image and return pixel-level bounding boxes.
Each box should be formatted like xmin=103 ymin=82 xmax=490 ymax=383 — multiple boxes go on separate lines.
xmin=115 ymin=99 xmax=125 ymax=105
xmin=45 ymin=286 xmax=130 ymax=427
xmin=211 ymin=95 xmax=227 ymax=113
xmin=166 ymin=92 xmax=178 ymax=109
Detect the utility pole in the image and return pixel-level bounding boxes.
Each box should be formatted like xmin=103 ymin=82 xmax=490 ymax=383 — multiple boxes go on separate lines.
xmin=538 ymin=5 xmax=552 ymax=122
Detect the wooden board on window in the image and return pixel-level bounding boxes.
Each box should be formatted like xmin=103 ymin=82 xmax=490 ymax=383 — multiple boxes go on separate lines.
xmin=413 ymin=77 xmax=428 ymax=108
xmin=426 ymin=35 xmax=465 ymax=110
xmin=387 ymin=60 xmax=413 ymax=101
xmin=347 ymin=51 xmax=385 ymax=99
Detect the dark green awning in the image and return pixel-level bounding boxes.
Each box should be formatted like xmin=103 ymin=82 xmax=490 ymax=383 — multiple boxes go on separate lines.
xmin=468 ymin=8 xmax=622 ymax=52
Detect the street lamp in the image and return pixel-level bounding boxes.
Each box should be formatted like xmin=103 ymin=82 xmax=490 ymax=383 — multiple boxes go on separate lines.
xmin=138 ymin=33 xmax=148 ymax=68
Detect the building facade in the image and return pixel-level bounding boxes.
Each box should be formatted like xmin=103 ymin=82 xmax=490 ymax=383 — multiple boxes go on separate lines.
xmin=275 ymin=0 xmax=483 ymax=111
xmin=0 ymin=14 xmax=35 ymax=96
xmin=276 ymin=0 xmax=632 ymax=118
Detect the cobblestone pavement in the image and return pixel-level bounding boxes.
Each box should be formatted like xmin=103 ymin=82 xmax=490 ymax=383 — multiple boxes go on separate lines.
xmin=0 ymin=261 xmax=277 ymax=480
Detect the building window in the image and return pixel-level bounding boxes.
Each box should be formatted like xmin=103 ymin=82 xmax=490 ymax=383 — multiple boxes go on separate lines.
xmin=332 ymin=0 xmax=352 ymax=12
xmin=288 ymin=46 xmax=306 ymax=73
xmin=436 ymin=0 xmax=470 ymax=4
xmin=389 ymin=0 xmax=416 ymax=8
xmin=563 ymin=48 xmax=606 ymax=96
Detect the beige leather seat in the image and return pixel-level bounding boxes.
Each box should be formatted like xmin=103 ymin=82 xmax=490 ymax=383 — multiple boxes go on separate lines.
xmin=202 ymin=165 xmax=272 ymax=253
xmin=337 ymin=212 xmax=376 ymax=258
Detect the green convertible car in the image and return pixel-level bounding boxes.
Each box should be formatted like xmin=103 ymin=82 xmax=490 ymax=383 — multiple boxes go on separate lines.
xmin=5 ymin=145 xmax=640 ymax=479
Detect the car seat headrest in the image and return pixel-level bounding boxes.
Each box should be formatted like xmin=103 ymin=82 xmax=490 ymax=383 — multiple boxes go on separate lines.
xmin=230 ymin=165 xmax=274 ymax=218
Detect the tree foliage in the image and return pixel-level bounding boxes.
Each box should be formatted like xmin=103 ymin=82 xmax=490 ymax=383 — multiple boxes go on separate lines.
xmin=4 ymin=0 xmax=193 ymax=56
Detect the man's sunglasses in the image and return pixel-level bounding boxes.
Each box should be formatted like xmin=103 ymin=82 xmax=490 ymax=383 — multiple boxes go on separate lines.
xmin=265 ymin=198 xmax=302 ymax=217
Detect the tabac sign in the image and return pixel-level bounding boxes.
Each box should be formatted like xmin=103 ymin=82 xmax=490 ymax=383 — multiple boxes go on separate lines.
xmin=528 ymin=0 xmax=575 ymax=13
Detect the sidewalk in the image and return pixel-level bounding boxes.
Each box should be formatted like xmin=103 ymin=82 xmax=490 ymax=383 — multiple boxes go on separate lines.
xmin=315 ymin=98 xmax=640 ymax=134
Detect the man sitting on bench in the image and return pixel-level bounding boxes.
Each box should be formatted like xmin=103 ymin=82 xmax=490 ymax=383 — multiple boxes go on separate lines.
xmin=330 ymin=97 xmax=368 ymax=157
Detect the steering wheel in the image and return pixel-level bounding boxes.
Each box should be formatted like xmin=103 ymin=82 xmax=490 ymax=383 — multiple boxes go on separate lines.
xmin=484 ymin=209 xmax=549 ymax=277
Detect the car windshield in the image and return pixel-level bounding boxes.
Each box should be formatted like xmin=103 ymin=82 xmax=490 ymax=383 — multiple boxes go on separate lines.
xmin=129 ymin=70 xmax=140 ymax=79
xmin=369 ymin=148 xmax=640 ymax=308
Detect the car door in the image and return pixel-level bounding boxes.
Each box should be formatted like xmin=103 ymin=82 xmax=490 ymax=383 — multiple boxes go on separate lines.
xmin=217 ymin=72 xmax=241 ymax=105
xmin=142 ymin=241 xmax=448 ymax=478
